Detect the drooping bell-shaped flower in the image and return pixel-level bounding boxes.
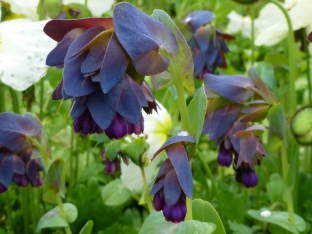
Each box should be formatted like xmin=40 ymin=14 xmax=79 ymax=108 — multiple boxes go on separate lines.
xmin=0 ymin=112 xmax=49 ymax=192
xmin=150 ymin=131 xmax=195 ymax=223
xmin=183 ymin=10 xmax=235 ymax=78
xmin=44 ymin=2 xmax=177 ymax=139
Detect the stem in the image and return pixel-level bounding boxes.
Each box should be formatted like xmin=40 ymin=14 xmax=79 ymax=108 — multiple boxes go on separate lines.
xmin=8 ymin=87 xmax=20 ymax=114
xmin=303 ymin=29 xmax=312 ymax=104
xmin=27 ymin=136 xmax=49 ymax=166
xmin=40 ymin=79 xmax=44 ymax=119
xmin=5 ymin=192 xmax=13 ymax=231
xmin=22 ymin=188 xmax=29 ymax=234
xmin=83 ymin=0 xmax=88 ymax=17
xmin=75 ymin=134 xmax=80 ymax=185
xmin=139 ymin=166 xmax=154 ymax=213
xmin=0 ymin=83 xmax=5 ymax=112
xmin=86 ymin=137 xmax=91 ymax=167
xmin=269 ymin=0 xmax=297 ymax=114
xmin=281 ymin=143 xmax=296 ymax=227
xmin=57 ymin=194 xmax=72 ymax=234
xmin=69 ymin=128 xmax=75 ymax=196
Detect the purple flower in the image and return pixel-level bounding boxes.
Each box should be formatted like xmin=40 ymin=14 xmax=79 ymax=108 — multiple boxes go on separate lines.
xmin=183 ymin=11 xmax=235 ymax=78
xmin=0 ymin=113 xmax=47 ymax=192
xmin=150 ymin=132 xmax=195 ymax=223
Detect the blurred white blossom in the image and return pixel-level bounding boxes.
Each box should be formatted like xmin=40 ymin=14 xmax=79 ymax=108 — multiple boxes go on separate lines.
xmin=121 ymin=102 xmax=172 ymax=191
xmin=63 ymin=0 xmax=115 ymax=16
xmin=3 ymin=0 xmax=39 ymax=21
xmin=227 ymin=11 xmax=251 ymax=38
xmin=0 ymin=19 xmax=56 ymax=91
xmin=255 ymin=0 xmax=312 ymax=46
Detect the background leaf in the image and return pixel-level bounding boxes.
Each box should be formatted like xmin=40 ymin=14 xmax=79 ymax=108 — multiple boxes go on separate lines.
xmin=101 ymin=179 xmax=131 ymax=206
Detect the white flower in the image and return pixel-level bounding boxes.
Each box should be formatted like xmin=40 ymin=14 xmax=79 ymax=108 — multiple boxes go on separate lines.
xmin=121 ymin=102 xmax=172 ymax=191
xmin=255 ymin=0 xmax=312 ymax=46
xmin=227 ymin=11 xmax=251 ymax=39
xmin=63 ymin=0 xmax=115 ymax=16
xmin=0 ymin=19 xmax=56 ymax=91
xmin=3 ymin=0 xmax=39 ymax=21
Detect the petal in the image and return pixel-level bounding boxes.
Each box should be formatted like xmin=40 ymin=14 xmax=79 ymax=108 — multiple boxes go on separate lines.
xmin=81 ymin=30 xmax=113 ymax=74
xmin=204 ymin=74 xmax=255 ymax=103
xmin=100 ymin=33 xmax=129 ymax=93
xmin=87 ymin=83 xmax=121 ymax=130
xmin=184 ymin=11 xmax=215 ymax=33
xmin=155 ymin=158 xmax=173 ymax=178
xmin=165 ymin=144 xmax=193 ymax=198
xmin=113 ymin=2 xmax=178 ymax=75
xmin=26 ymin=160 xmax=38 ymax=183
xmin=0 ymin=113 xmax=40 ymax=152
xmin=117 ymin=74 xmax=141 ymax=124
xmin=70 ymin=97 xmax=88 ymax=119
xmin=63 ymin=52 xmax=98 ymax=97
xmin=194 ymin=26 xmax=211 ymax=51
xmin=13 ymin=155 xmax=25 ymax=175
xmin=52 ymin=79 xmax=64 ymax=100
xmin=150 ymin=176 xmax=165 ymax=195
xmin=194 ymin=50 xmax=206 ymax=76
xmin=46 ymin=28 xmax=85 ymax=67
xmin=44 ymin=18 xmax=114 ymax=42
xmin=164 ymin=169 xmax=182 ymax=207
xmin=0 ymin=154 xmax=14 ymax=187
xmin=239 ymin=133 xmax=257 ymax=163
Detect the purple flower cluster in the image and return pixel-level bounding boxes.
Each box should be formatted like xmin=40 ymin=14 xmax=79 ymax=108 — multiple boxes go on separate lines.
xmin=0 ymin=113 xmax=48 ymax=192
xmin=45 ymin=3 xmax=178 ymax=139
xmin=150 ymin=132 xmax=195 ymax=222
xmin=203 ymin=68 xmax=278 ymax=188
xmin=183 ymin=11 xmax=235 ymax=79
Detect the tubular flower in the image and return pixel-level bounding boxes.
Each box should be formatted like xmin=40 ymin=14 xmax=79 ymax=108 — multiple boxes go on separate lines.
xmin=45 ymin=2 xmax=177 ymax=139
xmin=150 ymin=132 xmax=195 ymax=223
xmin=183 ymin=10 xmax=235 ymax=79
xmin=0 ymin=113 xmax=49 ymax=192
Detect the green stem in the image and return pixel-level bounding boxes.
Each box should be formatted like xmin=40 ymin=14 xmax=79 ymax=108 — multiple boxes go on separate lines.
xmin=27 ymin=136 xmax=49 ymax=167
xmin=75 ymin=135 xmax=80 ymax=185
xmin=8 ymin=87 xmax=20 ymax=114
xmin=86 ymin=137 xmax=91 ymax=167
xmin=0 ymin=83 xmax=5 ymax=113
xmin=140 ymin=166 xmax=154 ymax=213
xmin=29 ymin=187 xmax=36 ymax=233
xmin=69 ymin=128 xmax=75 ymax=196
xmin=269 ymin=0 xmax=297 ymax=114
xmin=5 ymin=192 xmax=13 ymax=231
xmin=57 ymin=194 xmax=72 ymax=234
xmin=281 ymin=143 xmax=296 ymax=227
xmin=83 ymin=0 xmax=88 ymax=17
xmin=303 ymin=29 xmax=312 ymax=104
xmin=22 ymin=188 xmax=29 ymax=234
xmin=40 ymin=79 xmax=44 ymax=119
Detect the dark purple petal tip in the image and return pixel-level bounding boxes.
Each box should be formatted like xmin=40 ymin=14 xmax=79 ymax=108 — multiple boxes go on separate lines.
xmin=217 ymin=144 xmax=233 ymax=167
xmin=14 ymin=174 xmax=29 ymax=187
xmin=105 ymin=158 xmax=119 ymax=175
xmin=242 ymin=172 xmax=258 ymax=188
xmin=163 ymin=194 xmax=187 ymax=223
xmin=154 ymin=189 xmax=165 ymax=211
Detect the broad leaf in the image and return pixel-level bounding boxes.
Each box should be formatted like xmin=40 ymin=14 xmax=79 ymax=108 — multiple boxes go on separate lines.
xmin=192 ymin=199 xmax=226 ymax=234
xmin=152 ymin=10 xmax=195 ymax=94
xmin=122 ymin=138 xmax=149 ymax=166
xmin=139 ymin=211 xmax=215 ymax=234
xmin=43 ymin=0 xmax=62 ymax=19
xmin=101 ymin=179 xmax=131 ymax=206
xmin=79 ymin=220 xmax=94 ymax=234
xmin=268 ymin=104 xmax=286 ymax=148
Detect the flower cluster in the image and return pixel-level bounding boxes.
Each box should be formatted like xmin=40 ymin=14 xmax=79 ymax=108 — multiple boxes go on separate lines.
xmin=45 ymin=2 xmax=178 ymax=139
xmin=183 ymin=10 xmax=235 ymax=79
xmin=150 ymin=132 xmax=195 ymax=222
xmin=202 ymin=67 xmax=279 ymax=188
xmin=0 ymin=113 xmax=49 ymax=192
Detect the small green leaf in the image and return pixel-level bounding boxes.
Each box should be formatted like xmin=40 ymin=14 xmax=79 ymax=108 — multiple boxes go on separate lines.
xmin=105 ymin=139 xmax=124 ymax=161
xmin=43 ymin=158 xmax=65 ymax=204
xmin=228 ymin=221 xmax=253 ymax=234
xmin=43 ymin=0 xmax=63 ymax=18
xmin=79 ymin=220 xmax=94 ymax=234
xmin=36 ymin=203 xmax=78 ymax=232
xmin=192 ymin=199 xmax=226 ymax=234
xmin=122 ymin=138 xmax=149 ymax=166
xmin=266 ymin=173 xmax=286 ymax=203
xmin=151 ymin=10 xmax=195 ymax=94
xmin=101 ymin=179 xmax=131 ymax=206
xmin=256 ymin=62 xmax=277 ymax=90
xmin=139 ymin=211 xmax=215 ymax=234
xmin=268 ymin=104 xmax=286 ymax=145
xmin=187 ymin=85 xmax=207 ymax=143
xmin=248 ymin=208 xmax=306 ymax=234
xmin=89 ymin=133 xmax=110 ymax=143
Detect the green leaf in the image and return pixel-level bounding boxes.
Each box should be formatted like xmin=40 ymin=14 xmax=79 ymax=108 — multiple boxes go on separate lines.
xmin=192 ymin=199 xmax=226 ymax=234
xmin=256 ymin=62 xmax=277 ymax=90
xmin=187 ymin=85 xmax=207 ymax=143
xmin=79 ymin=220 xmax=94 ymax=234
xmin=43 ymin=0 xmax=63 ymax=18
xmin=264 ymin=52 xmax=288 ymax=66
xmin=122 ymin=137 xmax=149 ymax=166
xmin=151 ymin=71 xmax=174 ymax=91
xmin=266 ymin=173 xmax=285 ymax=203
xmin=105 ymin=139 xmax=124 ymax=161
xmin=248 ymin=208 xmax=306 ymax=234
xmin=267 ymin=104 xmax=286 ymax=147
xmin=291 ymin=106 xmax=312 ymax=145
xmin=89 ymin=133 xmax=110 ymax=143
xmin=101 ymin=179 xmax=131 ymax=206
xmin=151 ymin=10 xmax=195 ymax=94
xmin=43 ymin=158 xmax=65 ymax=204
xmin=36 ymin=203 xmax=78 ymax=232
xmin=139 ymin=211 xmax=215 ymax=234
xmin=228 ymin=220 xmax=253 ymax=234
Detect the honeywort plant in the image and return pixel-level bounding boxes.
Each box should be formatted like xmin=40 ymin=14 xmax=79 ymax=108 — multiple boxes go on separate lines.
xmin=1 ymin=0 xmax=312 ymax=233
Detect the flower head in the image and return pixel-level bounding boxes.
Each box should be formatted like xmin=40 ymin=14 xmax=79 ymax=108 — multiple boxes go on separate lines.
xmin=183 ymin=10 xmax=235 ymax=78
xmin=0 ymin=112 xmax=48 ymax=192
xmin=150 ymin=132 xmax=195 ymax=222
